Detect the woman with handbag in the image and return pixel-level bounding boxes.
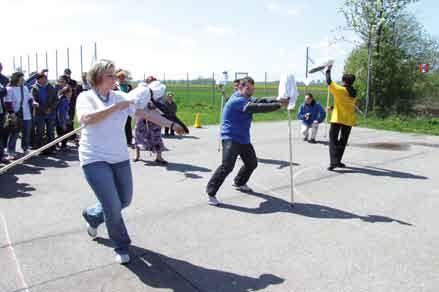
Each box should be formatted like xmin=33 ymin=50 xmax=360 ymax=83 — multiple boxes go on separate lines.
xmin=4 ymin=72 xmax=33 ymax=160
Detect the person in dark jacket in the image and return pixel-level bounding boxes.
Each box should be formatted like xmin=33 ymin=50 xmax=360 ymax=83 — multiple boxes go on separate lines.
xmin=115 ymin=70 xmax=133 ymax=146
xmin=0 ymin=62 xmax=9 ymax=162
xmin=205 ymin=77 xmax=288 ymax=206
xmin=32 ymin=72 xmax=58 ymax=153
xmin=163 ymin=92 xmax=177 ymax=137
xmin=56 ymin=86 xmax=72 ymax=150
xmin=297 ymin=93 xmax=326 ymax=143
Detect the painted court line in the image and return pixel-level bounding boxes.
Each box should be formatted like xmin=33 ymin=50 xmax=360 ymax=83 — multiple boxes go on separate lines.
xmin=0 ymin=213 xmax=30 ymax=292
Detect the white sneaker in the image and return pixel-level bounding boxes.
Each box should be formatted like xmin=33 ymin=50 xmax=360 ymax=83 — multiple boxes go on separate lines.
xmin=208 ymin=196 xmax=220 ymax=206
xmin=86 ymin=223 xmax=98 ymax=238
xmin=115 ymin=253 xmax=130 ymax=264
xmin=233 ymin=184 xmax=253 ymax=193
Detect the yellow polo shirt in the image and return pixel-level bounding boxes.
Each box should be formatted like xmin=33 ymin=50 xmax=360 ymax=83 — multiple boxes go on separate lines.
xmin=329 ymin=82 xmax=356 ymax=127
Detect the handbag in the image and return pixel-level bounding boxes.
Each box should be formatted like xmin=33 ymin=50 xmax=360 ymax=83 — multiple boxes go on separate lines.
xmin=5 ymin=86 xmax=24 ymax=133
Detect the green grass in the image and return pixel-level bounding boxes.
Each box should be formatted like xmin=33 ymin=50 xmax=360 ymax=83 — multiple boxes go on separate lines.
xmin=167 ymin=84 xmax=439 ymax=136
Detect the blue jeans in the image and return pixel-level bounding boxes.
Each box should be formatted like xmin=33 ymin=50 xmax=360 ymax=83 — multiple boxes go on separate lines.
xmin=0 ymin=114 xmax=5 ymax=157
xmin=7 ymin=119 xmax=32 ymax=154
xmin=35 ymin=115 xmax=55 ymax=147
xmin=82 ymin=160 xmax=133 ymax=254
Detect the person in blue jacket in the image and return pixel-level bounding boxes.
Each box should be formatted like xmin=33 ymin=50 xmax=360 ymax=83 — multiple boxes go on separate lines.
xmin=205 ymin=77 xmax=288 ymax=206
xmin=56 ymin=86 xmax=72 ymax=150
xmin=297 ymin=93 xmax=326 ymax=143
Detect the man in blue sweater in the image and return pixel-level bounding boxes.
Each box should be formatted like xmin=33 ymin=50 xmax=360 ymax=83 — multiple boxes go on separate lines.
xmin=297 ymin=93 xmax=326 ymax=143
xmin=206 ymin=77 xmax=288 ymax=206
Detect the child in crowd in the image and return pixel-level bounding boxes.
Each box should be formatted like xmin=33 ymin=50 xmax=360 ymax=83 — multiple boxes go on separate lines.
xmin=56 ymin=86 xmax=72 ymax=150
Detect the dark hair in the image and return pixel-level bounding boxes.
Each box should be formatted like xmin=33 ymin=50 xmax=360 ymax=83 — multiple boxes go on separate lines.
xmin=305 ymin=93 xmax=314 ymax=99
xmin=36 ymin=72 xmax=47 ymax=80
xmin=342 ymin=74 xmax=356 ymax=86
xmin=10 ymin=72 xmax=24 ymax=86
xmin=233 ymin=79 xmax=241 ymax=84
xmin=58 ymin=74 xmax=69 ymax=82
xmin=239 ymin=77 xmax=255 ymax=86
xmin=58 ymin=86 xmax=72 ymax=96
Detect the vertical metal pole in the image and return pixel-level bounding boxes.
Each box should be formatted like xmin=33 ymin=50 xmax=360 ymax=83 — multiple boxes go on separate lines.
xmin=94 ymin=42 xmax=98 ymax=61
xmin=13 ymin=56 xmax=16 ymax=71
xmin=19 ymin=56 xmax=23 ymax=72
xmin=27 ymin=55 xmax=30 ymax=76
xmin=55 ymin=50 xmax=59 ymax=80
xmin=45 ymin=51 xmax=48 ymax=71
xmin=36 ymin=53 xmax=39 ymax=72
xmin=212 ymin=72 xmax=215 ymax=104
xmin=288 ymin=109 xmax=294 ymax=206
xmin=143 ymin=73 xmax=146 ymax=81
xmin=80 ymin=45 xmax=83 ymax=74
xmin=163 ymin=72 xmax=166 ymax=84
xmin=264 ymin=72 xmax=267 ymax=96
xmin=67 ymin=48 xmax=70 ymax=69
xmin=305 ymin=46 xmax=309 ymax=94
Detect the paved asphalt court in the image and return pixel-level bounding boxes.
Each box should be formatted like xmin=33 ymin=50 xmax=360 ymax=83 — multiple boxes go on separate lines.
xmin=1 ymin=121 xmax=438 ymax=292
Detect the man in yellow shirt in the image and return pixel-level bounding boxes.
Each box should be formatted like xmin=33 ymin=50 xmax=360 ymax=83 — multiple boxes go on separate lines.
xmin=326 ymin=65 xmax=357 ymax=171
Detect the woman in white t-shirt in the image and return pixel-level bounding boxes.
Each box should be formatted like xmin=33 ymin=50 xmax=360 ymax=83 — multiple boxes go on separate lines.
xmin=76 ymin=60 xmax=184 ymax=264
xmin=4 ymin=72 xmax=33 ymax=160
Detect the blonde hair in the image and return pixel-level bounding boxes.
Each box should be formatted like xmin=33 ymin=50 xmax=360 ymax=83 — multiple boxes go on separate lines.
xmin=87 ymin=59 xmax=115 ymax=88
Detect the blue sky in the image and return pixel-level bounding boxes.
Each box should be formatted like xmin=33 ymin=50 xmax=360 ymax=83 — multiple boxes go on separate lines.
xmin=1 ymin=0 xmax=437 ymax=81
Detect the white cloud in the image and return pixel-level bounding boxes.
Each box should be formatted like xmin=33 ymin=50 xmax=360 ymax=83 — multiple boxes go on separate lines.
xmin=267 ymin=2 xmax=281 ymax=13
xmin=205 ymin=25 xmax=237 ymax=37
xmin=267 ymin=2 xmax=300 ymax=17
xmin=287 ymin=9 xmax=298 ymax=16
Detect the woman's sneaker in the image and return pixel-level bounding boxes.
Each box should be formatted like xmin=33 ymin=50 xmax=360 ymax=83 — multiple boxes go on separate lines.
xmin=233 ymin=183 xmax=253 ymax=193
xmin=82 ymin=210 xmax=98 ymax=238
xmin=86 ymin=223 xmax=98 ymax=238
xmin=115 ymin=253 xmax=130 ymax=264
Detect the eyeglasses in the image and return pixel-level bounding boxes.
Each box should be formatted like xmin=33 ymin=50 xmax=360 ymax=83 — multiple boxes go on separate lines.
xmin=104 ymin=74 xmax=117 ymax=80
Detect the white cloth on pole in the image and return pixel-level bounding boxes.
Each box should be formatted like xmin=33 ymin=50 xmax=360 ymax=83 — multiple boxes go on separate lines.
xmin=217 ymin=71 xmax=229 ymax=86
xmin=128 ymin=83 xmax=152 ymax=110
xmin=278 ymin=73 xmax=299 ymax=110
xmin=148 ymin=80 xmax=166 ymax=102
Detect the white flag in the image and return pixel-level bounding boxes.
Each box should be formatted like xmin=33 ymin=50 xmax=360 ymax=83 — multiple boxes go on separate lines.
xmin=278 ymin=73 xmax=299 ymax=110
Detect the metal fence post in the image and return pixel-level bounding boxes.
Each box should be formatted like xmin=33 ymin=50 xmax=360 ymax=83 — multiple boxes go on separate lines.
xmin=36 ymin=52 xmax=39 ymax=72
xmin=264 ymin=72 xmax=268 ymax=96
xmin=55 ymin=50 xmax=59 ymax=80
xmin=186 ymin=72 xmax=189 ymax=99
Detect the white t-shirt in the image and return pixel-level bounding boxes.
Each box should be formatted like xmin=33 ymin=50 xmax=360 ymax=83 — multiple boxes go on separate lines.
xmin=5 ymin=86 xmax=33 ymax=120
xmin=76 ymin=89 xmax=136 ymax=166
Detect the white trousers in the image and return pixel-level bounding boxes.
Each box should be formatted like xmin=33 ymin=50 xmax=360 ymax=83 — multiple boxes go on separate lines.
xmin=301 ymin=123 xmax=319 ymax=140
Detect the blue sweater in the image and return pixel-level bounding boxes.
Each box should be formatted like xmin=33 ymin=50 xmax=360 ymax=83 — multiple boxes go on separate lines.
xmin=56 ymin=96 xmax=70 ymax=128
xmin=297 ymin=101 xmax=326 ymax=126
xmin=221 ymin=94 xmax=253 ymax=144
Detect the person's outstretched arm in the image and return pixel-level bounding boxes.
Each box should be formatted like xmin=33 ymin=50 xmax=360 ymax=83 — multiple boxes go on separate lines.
xmin=243 ymin=98 xmax=284 ymax=114
xmin=326 ymin=66 xmax=332 ymax=86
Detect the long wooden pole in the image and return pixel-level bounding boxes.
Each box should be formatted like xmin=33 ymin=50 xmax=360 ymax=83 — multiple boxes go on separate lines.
xmin=0 ymin=126 xmax=84 ymax=175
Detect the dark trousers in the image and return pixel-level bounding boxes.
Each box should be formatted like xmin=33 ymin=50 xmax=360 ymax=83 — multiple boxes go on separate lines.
xmin=125 ymin=117 xmax=133 ymax=145
xmin=56 ymin=126 xmax=68 ymax=148
xmin=0 ymin=114 xmax=5 ymax=157
xmin=206 ymin=140 xmax=258 ymax=197
xmin=329 ymin=123 xmax=352 ymax=166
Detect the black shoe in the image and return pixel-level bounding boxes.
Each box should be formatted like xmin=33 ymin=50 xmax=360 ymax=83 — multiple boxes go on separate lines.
xmin=337 ymin=163 xmax=346 ymax=168
xmin=309 ymin=139 xmax=316 ymax=144
xmin=327 ymin=165 xmax=337 ymax=171
xmin=303 ymin=137 xmax=308 ymax=142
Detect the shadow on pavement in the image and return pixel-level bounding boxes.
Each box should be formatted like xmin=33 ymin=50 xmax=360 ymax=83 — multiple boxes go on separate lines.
xmin=258 ymin=158 xmax=299 ymax=169
xmin=95 ymin=238 xmax=285 ymax=292
xmin=217 ymin=191 xmax=412 ymax=226
xmin=333 ymin=166 xmax=428 ymax=180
